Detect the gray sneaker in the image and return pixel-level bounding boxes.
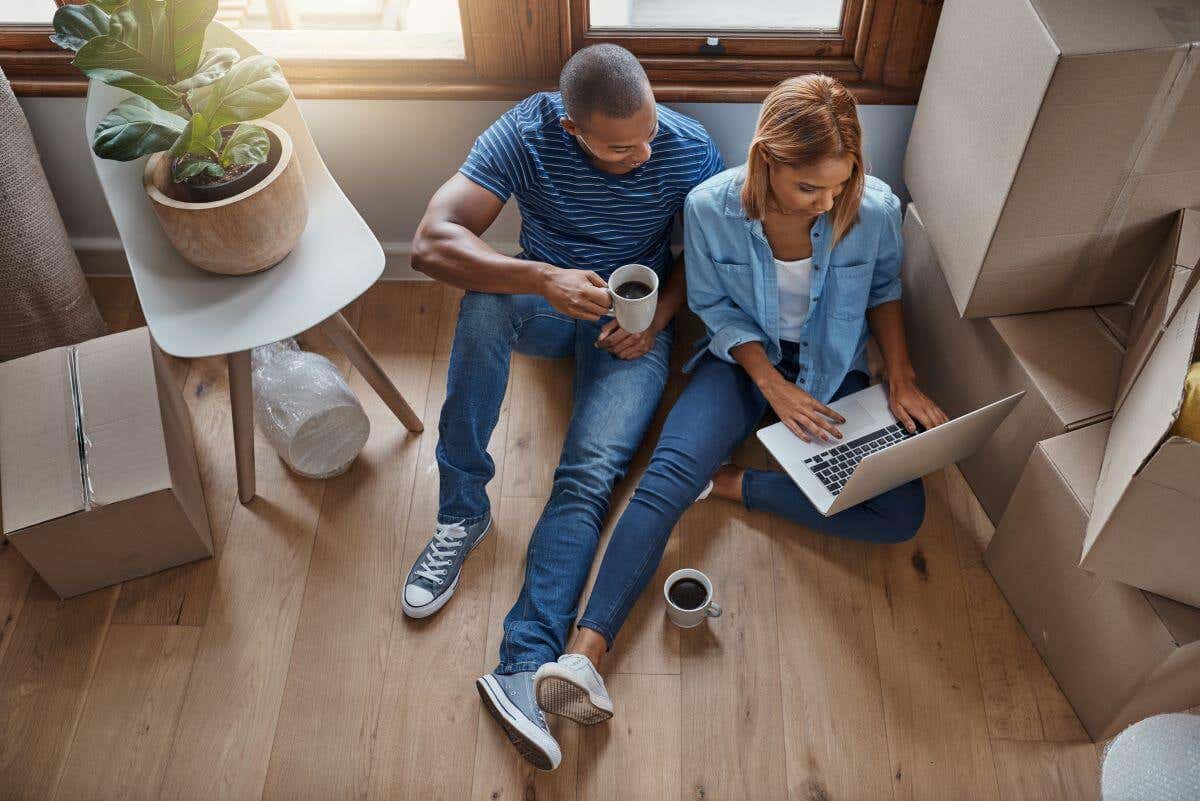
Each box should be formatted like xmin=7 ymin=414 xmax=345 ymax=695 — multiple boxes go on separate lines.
xmin=476 ymin=671 xmax=562 ymax=771
xmin=402 ymin=514 xmax=492 ymax=618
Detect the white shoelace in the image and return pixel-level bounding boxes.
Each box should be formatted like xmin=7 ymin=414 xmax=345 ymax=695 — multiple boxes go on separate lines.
xmin=413 ymin=521 xmax=470 ymax=584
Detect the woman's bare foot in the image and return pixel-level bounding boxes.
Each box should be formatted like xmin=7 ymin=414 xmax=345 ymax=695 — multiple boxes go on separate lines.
xmin=710 ymin=464 xmax=745 ymax=503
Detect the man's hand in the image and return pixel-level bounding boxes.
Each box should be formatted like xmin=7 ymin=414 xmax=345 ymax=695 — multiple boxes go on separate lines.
xmin=762 ymin=377 xmax=846 ymax=443
xmin=595 ymin=320 xmax=658 ymax=360
xmin=887 ymin=375 xmax=949 ymax=434
xmin=539 ymin=264 xmax=611 ymax=321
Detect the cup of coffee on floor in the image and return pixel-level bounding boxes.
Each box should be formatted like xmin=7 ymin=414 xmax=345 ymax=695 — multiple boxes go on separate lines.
xmin=607 ymin=263 xmax=659 ymax=333
xmin=663 ymin=568 xmax=722 ymax=628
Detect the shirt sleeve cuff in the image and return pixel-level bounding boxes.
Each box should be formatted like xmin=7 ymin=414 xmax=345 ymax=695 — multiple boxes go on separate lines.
xmin=867 ymin=284 xmax=902 ymax=308
xmin=457 ymin=166 xmax=510 ymax=203
xmin=709 ymin=325 xmax=766 ymax=362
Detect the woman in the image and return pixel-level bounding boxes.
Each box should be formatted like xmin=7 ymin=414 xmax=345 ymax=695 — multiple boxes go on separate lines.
xmin=531 ymin=75 xmax=949 ymax=722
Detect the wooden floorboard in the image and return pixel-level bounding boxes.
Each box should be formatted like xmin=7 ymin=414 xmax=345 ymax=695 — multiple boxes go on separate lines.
xmin=869 ymin=471 xmax=1001 ymax=801
xmin=772 ymin=517 xmax=894 ymax=801
xmin=261 ymin=285 xmax=439 ymax=801
xmin=0 ymin=582 xmax=117 ymax=801
xmin=1 ymin=279 xmax=1114 ymax=801
xmin=53 ymin=624 xmax=200 ymax=801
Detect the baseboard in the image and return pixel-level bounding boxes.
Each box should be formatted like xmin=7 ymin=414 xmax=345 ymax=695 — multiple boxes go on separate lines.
xmin=73 ymin=238 xmax=521 ymax=280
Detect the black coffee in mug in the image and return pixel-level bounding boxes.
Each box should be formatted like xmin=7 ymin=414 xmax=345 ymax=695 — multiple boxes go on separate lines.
xmin=615 ymin=280 xmax=653 ymax=300
xmin=668 ymin=577 xmax=708 ymax=610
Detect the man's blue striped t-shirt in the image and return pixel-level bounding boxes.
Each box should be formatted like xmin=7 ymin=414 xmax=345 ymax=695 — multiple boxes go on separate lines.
xmin=459 ymin=92 xmax=724 ymax=278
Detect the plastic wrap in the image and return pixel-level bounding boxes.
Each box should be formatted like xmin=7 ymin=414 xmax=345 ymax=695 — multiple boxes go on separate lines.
xmin=1101 ymin=713 xmax=1200 ymax=801
xmin=251 ymin=338 xmax=370 ymax=479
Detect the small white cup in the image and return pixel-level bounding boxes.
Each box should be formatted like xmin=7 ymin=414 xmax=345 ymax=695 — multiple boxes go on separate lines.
xmin=663 ymin=568 xmax=723 ymax=629
xmin=607 ymin=263 xmax=659 ymax=334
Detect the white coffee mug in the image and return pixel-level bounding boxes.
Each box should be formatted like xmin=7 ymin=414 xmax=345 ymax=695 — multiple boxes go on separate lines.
xmin=663 ymin=568 xmax=723 ymax=629
xmin=607 ymin=263 xmax=659 ymax=334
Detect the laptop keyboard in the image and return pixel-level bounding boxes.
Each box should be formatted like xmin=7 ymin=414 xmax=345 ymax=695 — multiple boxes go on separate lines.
xmin=802 ymin=423 xmax=918 ymax=496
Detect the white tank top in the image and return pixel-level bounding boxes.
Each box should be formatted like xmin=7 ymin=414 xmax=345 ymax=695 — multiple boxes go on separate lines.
xmin=775 ymin=256 xmax=814 ymax=342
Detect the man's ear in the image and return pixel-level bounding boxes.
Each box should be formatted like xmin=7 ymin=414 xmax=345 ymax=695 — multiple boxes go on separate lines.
xmin=560 ymin=116 xmax=580 ymax=137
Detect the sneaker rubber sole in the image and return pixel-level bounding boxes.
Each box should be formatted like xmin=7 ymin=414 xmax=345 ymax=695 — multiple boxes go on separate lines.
xmin=476 ymin=675 xmax=561 ymax=772
xmin=534 ymin=667 xmax=614 ymax=725
xmin=402 ymin=517 xmax=493 ymax=619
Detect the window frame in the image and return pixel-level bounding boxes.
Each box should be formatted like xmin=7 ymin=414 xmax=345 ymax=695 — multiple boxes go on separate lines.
xmin=1 ymin=0 xmax=940 ymax=102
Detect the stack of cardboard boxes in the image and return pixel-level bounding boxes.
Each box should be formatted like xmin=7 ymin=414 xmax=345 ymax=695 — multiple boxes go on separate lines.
xmin=902 ymin=0 xmax=1200 ymax=739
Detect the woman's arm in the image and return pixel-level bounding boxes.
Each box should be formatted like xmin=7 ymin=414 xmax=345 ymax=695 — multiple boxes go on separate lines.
xmin=867 ymin=300 xmax=948 ymax=432
xmin=731 ymin=341 xmax=845 ymax=443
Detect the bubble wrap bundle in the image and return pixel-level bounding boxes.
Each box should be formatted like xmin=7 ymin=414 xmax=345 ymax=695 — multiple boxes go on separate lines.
xmin=251 ymin=338 xmax=370 ymax=479
xmin=1101 ymin=713 xmax=1200 ymax=801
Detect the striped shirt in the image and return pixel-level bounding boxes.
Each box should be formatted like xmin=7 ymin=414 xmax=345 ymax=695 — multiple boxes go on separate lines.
xmin=459 ymin=92 xmax=724 ymax=278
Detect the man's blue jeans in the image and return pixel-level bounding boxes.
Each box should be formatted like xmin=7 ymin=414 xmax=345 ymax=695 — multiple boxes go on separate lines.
xmin=577 ymin=350 xmax=926 ymax=648
xmin=436 ymin=290 xmax=672 ymax=674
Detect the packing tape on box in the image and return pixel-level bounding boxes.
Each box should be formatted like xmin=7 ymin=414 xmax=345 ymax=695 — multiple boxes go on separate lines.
xmin=66 ymin=344 xmax=98 ymax=511
xmin=1078 ymin=42 xmax=1199 ymax=299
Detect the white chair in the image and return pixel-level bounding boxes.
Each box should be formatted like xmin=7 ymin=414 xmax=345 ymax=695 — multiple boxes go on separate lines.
xmin=85 ymin=22 xmax=423 ymax=505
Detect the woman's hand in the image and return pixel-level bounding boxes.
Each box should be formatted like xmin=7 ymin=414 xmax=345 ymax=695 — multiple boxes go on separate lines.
xmin=887 ymin=375 xmax=949 ymax=434
xmin=595 ymin=320 xmax=658 ymax=360
xmin=761 ymin=376 xmax=846 ymax=443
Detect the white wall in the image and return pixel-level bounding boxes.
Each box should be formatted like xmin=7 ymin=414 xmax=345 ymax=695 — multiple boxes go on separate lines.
xmin=19 ymin=97 xmax=915 ymax=276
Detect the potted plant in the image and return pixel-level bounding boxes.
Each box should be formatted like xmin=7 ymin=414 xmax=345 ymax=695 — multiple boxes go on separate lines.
xmin=52 ymin=0 xmax=308 ymax=275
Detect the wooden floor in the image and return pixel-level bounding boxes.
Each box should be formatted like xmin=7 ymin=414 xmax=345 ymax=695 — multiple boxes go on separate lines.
xmin=0 ymin=277 xmax=1111 ymax=801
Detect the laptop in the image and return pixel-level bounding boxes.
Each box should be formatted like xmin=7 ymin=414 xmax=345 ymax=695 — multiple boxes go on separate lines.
xmin=757 ymin=384 xmax=1024 ymax=516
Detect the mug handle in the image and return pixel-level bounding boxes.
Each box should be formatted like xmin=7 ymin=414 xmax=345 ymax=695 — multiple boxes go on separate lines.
xmin=706 ymin=602 xmax=723 ymax=619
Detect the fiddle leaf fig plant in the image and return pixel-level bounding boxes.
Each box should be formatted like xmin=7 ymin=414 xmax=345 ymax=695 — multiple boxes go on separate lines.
xmin=53 ymin=0 xmax=291 ymax=185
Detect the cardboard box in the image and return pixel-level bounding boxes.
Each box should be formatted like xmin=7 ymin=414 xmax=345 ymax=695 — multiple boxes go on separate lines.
xmin=1080 ymin=274 xmax=1200 ymax=607
xmin=985 ymin=422 xmax=1200 ymax=741
xmin=0 ymin=328 xmax=212 ymax=598
xmin=901 ymin=204 xmax=1123 ymax=522
xmin=904 ymin=0 xmax=1200 ymax=318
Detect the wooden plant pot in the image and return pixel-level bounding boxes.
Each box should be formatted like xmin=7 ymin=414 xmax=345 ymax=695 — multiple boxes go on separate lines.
xmin=143 ymin=120 xmax=307 ymax=276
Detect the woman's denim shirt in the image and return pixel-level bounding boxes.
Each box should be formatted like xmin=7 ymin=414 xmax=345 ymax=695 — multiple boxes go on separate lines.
xmin=683 ymin=167 xmax=904 ymax=404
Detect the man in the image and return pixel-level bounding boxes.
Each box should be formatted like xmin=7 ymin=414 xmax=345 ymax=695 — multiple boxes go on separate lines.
xmin=403 ymin=44 xmax=723 ymax=770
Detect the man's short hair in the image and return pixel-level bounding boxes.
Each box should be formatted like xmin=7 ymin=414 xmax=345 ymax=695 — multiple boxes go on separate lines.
xmin=559 ymin=44 xmax=651 ymax=123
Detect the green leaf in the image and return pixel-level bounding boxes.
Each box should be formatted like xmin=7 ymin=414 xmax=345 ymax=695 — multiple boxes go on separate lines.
xmin=90 ymin=0 xmax=125 ymax=12
xmin=168 ymin=111 xmax=221 ymax=161
xmin=220 ymin=123 xmax=269 ymax=168
xmin=166 ymin=0 xmax=217 ymax=80
xmin=87 ymin=68 xmax=181 ymax=110
xmin=50 ymin=3 xmax=109 ymax=52
xmin=190 ymin=54 xmax=289 ymax=130
xmin=172 ymin=47 xmax=237 ymax=92
xmin=173 ymin=158 xmax=212 ymax=181
xmin=74 ymin=0 xmax=172 ymax=85
xmin=92 ymin=95 xmax=186 ymax=161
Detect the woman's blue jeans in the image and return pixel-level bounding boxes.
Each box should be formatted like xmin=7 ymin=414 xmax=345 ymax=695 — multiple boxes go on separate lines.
xmin=577 ymin=348 xmax=926 ymax=648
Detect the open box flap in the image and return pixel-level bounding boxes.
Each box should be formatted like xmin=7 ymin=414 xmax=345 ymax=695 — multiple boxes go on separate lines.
xmin=1084 ymin=279 xmax=1200 ymax=558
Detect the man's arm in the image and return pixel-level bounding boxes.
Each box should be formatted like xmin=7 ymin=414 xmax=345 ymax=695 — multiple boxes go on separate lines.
xmin=412 ymin=173 xmax=611 ymax=320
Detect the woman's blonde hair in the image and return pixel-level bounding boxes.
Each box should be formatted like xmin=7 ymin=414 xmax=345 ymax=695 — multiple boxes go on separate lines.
xmin=741 ymin=74 xmax=865 ymax=245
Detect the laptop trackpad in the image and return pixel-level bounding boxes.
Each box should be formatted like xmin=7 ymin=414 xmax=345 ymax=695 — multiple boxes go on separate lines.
xmin=826 ymin=397 xmax=878 ymax=442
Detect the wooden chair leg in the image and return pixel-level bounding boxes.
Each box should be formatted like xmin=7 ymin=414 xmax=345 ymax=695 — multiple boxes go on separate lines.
xmin=227 ymin=350 xmax=256 ymax=504
xmin=319 ymin=311 xmax=424 ymax=433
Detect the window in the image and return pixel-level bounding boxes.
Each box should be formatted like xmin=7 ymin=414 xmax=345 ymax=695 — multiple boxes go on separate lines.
xmin=570 ymin=0 xmax=939 ymax=101
xmin=225 ymin=0 xmax=465 ymax=62
xmin=1 ymin=0 xmax=940 ymax=102
xmin=589 ymin=0 xmax=843 ymax=33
